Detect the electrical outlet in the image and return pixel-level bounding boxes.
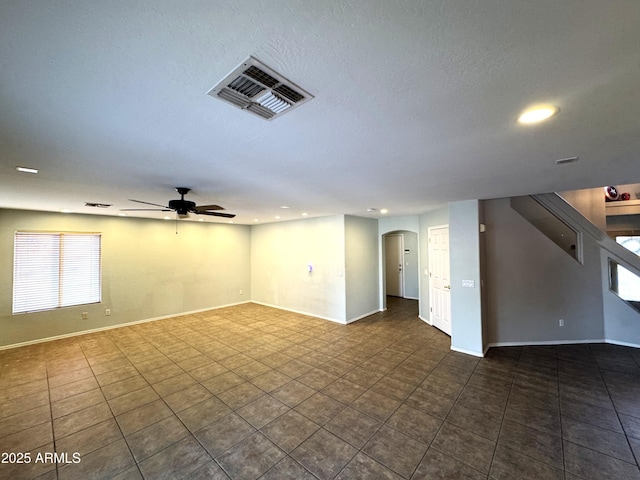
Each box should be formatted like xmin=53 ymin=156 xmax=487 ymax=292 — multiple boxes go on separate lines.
xmin=105 ymin=309 xmax=111 ymax=316
xmin=239 ymin=290 xmax=243 ymax=295
xmin=559 ymin=319 xmax=565 ymax=327
xmin=82 ymin=312 xmax=88 ymax=320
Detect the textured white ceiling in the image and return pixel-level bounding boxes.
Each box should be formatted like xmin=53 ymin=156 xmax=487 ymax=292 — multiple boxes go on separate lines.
xmin=1 ymin=1 xmax=639 ymax=224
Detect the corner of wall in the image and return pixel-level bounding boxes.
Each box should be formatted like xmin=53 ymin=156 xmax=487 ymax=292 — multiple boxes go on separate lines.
xmin=449 ymin=200 xmax=484 ymax=356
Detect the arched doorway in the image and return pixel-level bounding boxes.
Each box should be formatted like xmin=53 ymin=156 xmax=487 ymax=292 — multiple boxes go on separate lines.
xmin=381 ymin=230 xmax=419 ymax=309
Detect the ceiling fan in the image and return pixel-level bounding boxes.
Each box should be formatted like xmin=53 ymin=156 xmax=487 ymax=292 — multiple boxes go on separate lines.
xmin=121 ymin=187 xmax=236 ymax=218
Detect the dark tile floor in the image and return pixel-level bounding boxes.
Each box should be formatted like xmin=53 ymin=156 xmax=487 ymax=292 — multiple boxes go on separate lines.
xmin=1 ymin=297 xmax=640 ymax=479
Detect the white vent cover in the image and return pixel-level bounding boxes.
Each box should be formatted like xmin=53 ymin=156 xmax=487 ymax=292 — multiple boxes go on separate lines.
xmin=208 ymin=57 xmax=313 ymax=120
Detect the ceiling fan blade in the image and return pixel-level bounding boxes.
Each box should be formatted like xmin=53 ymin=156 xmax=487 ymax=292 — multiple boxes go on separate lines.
xmin=196 ymin=211 xmax=236 ymax=218
xmin=120 ymin=208 xmax=172 ymax=211
xmin=194 ymin=204 xmax=225 ymax=212
xmin=128 ymin=199 xmax=171 ymax=208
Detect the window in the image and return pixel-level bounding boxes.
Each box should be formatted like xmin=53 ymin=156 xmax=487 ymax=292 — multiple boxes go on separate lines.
xmin=13 ymin=232 xmax=101 ymax=314
xmin=610 ymin=236 xmax=640 ymax=304
xmin=617 ymin=235 xmax=640 ymax=257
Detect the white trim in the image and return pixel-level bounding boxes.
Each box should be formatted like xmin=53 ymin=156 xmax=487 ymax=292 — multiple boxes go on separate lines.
xmin=251 ymin=301 xmax=345 ymax=324
xmin=604 ymin=338 xmax=640 ymax=349
xmin=485 ymin=339 xmax=605 ymax=349
xmin=418 ymin=314 xmax=431 ymax=325
xmin=0 ymin=301 xmax=251 ymax=351
xmin=346 ymin=309 xmax=383 ymax=324
xmin=451 ymin=345 xmax=484 ymax=358
xmin=403 ymin=296 xmax=419 ymax=301
xmin=482 ymin=338 xmax=640 ymax=353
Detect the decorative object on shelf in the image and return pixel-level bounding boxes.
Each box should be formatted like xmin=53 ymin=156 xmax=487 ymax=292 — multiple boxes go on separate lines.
xmin=605 ymin=186 xmax=619 ymax=201
xmin=604 ymin=186 xmax=631 ymax=202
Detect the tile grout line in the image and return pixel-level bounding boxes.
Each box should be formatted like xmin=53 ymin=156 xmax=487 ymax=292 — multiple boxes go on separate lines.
xmin=557 ymin=346 xmax=568 ymax=480
xmin=484 ymin=346 xmax=523 ymax=480
xmin=329 ymin=339 xmax=437 ymax=480
xmin=588 ymin=344 xmax=640 ymax=472
xmin=44 ymin=356 xmax=58 ymax=480
xmin=397 ymin=341 xmax=470 ymax=479
xmin=85 ymin=333 xmax=168 ymax=480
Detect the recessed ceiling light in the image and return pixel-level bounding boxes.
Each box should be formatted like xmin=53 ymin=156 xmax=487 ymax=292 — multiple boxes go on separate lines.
xmin=163 ymin=216 xmax=171 ymax=220
xmin=275 ymin=216 xmax=281 ymax=220
xmin=517 ymin=105 xmax=559 ymax=124
xmin=16 ymin=166 xmax=38 ymax=174
xmin=253 ymin=219 xmax=260 ymax=222
xmin=301 ymin=212 xmax=308 ymax=216
xmin=228 ymin=220 xmax=234 ymax=224
xmin=198 ymin=219 xmax=204 ymax=222
xmin=60 ymin=209 xmax=72 ymax=213
xmin=280 ymin=206 xmax=290 ymax=209
xmin=380 ymin=209 xmax=388 ymax=214
xmin=118 ymin=213 xmax=128 ymax=217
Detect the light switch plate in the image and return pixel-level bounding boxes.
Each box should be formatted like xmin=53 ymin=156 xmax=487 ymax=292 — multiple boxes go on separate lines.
xmin=462 ymin=280 xmax=475 ymax=288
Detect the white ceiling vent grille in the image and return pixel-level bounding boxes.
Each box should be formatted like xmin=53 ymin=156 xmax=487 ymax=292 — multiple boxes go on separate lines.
xmin=208 ymin=57 xmax=313 ymax=120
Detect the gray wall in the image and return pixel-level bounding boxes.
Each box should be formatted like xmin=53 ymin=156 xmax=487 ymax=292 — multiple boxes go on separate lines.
xmin=250 ymin=215 xmax=347 ymax=323
xmin=400 ymin=231 xmax=419 ymax=300
xmin=0 ymin=209 xmax=251 ymax=347
xmin=560 ymin=188 xmax=606 ymax=231
xmin=484 ymin=198 xmax=605 ymax=345
xmin=449 ymin=200 xmax=484 ymax=356
xmin=607 ymin=215 xmax=640 ymax=233
xmin=379 ymin=216 xmax=420 ymax=235
xmin=345 ymin=215 xmax=380 ymax=322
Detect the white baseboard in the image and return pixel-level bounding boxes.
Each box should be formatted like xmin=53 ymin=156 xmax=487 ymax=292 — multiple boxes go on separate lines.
xmin=346 ymin=309 xmax=383 ymax=324
xmin=418 ymin=315 xmax=431 ymax=325
xmin=451 ymin=345 xmax=484 ymax=358
xmin=403 ymin=296 xmax=419 ymax=300
xmin=251 ymin=301 xmax=346 ymax=324
xmin=0 ymin=301 xmax=251 ymax=351
xmin=604 ymin=338 xmax=640 ymax=349
xmin=485 ymin=338 xmax=640 ymax=351
xmin=486 ymin=339 xmax=605 ymax=349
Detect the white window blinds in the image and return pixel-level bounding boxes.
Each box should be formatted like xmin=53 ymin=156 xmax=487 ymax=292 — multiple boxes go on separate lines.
xmin=13 ymin=232 xmax=101 ymax=314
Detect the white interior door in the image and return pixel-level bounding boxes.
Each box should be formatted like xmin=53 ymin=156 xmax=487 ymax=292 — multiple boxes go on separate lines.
xmin=385 ymin=234 xmax=403 ymax=297
xmin=429 ymin=225 xmax=451 ymax=335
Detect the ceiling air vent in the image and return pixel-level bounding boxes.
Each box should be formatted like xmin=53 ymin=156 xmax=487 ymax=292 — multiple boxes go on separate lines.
xmin=85 ymin=202 xmax=112 ymax=208
xmin=208 ymin=57 xmax=313 ymax=120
